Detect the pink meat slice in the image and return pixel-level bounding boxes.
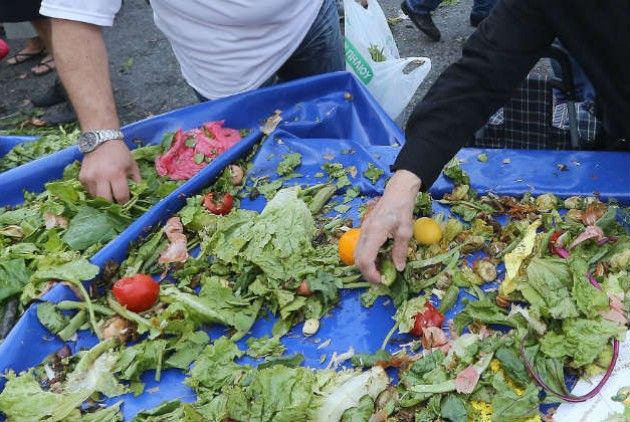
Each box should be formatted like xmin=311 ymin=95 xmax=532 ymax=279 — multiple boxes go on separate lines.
xmin=204 ymin=121 xmax=241 ymax=145
xmin=455 ymin=365 xmax=480 ymax=394
xmin=155 ymin=130 xmax=204 ymax=180
xmin=155 ymin=121 xmax=242 ymax=181
xmin=159 ymin=217 xmax=189 ymax=264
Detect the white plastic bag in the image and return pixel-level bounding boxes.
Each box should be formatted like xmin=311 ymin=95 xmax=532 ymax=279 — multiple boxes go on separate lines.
xmin=344 ymin=0 xmax=431 ymax=120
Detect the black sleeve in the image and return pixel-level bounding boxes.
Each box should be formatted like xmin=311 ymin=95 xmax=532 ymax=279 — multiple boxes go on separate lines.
xmin=394 ymin=0 xmax=556 ymax=189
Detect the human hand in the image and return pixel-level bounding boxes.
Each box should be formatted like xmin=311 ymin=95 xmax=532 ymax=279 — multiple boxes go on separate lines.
xmin=79 ymin=139 xmax=141 ymax=203
xmin=355 ymin=170 xmax=421 ymax=283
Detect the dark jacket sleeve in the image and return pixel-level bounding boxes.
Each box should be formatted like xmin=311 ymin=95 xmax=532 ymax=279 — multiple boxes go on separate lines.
xmin=394 ymin=0 xmax=556 ymax=189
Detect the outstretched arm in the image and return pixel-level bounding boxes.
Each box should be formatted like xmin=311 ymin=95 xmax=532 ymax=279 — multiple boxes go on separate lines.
xmin=355 ymin=0 xmax=556 ymax=283
xmin=48 ymin=17 xmax=139 ymax=203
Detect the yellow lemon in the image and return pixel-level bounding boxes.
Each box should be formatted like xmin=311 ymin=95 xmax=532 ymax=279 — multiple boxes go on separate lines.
xmin=413 ymin=217 xmax=442 ymax=245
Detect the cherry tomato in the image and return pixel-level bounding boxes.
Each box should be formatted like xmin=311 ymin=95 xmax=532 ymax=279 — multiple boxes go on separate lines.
xmin=112 ymin=274 xmax=160 ymax=312
xmin=548 ymin=230 xmax=563 ymax=256
xmin=411 ymin=302 xmax=445 ymax=337
xmin=203 ymin=192 xmax=234 ymax=215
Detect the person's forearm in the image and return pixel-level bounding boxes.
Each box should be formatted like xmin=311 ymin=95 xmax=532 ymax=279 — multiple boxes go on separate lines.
xmin=50 ymin=18 xmax=119 ymax=131
xmin=395 ymin=0 xmax=555 ymax=189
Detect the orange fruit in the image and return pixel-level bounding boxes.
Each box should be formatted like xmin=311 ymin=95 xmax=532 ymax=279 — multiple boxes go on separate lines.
xmin=338 ymin=228 xmax=361 ymax=266
xmin=413 ymin=217 xmax=442 ymax=245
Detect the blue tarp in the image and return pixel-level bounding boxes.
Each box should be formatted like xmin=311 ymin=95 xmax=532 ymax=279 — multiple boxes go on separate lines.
xmin=0 ymin=71 xmax=629 ymax=420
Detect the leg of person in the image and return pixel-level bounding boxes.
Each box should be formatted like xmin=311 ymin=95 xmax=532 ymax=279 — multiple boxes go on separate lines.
xmin=0 ymin=0 xmax=47 ymax=64
xmin=470 ymin=0 xmax=497 ymax=27
xmin=31 ymin=18 xmax=56 ymax=76
xmin=6 ymin=34 xmax=44 ymax=65
xmin=401 ymin=0 xmax=442 ymax=41
xmin=276 ymin=0 xmax=345 ymax=82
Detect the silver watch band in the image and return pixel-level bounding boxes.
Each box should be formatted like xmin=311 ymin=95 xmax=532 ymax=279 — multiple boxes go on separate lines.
xmin=96 ymin=129 xmax=124 ymax=143
xmin=78 ymin=129 xmax=125 ymax=154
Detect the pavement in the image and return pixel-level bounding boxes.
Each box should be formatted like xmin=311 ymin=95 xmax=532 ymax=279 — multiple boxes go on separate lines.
xmin=0 ymin=0 xmax=540 ymax=129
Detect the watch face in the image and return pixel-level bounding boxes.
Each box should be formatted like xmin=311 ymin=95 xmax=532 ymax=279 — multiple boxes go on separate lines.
xmin=80 ymin=132 xmax=98 ymax=151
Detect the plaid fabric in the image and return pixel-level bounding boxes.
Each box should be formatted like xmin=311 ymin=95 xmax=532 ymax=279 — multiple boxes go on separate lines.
xmin=552 ymin=100 xmax=601 ymax=147
xmin=471 ymin=76 xmax=600 ymax=149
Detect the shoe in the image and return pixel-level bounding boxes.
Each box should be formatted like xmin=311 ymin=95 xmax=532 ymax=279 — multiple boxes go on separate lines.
xmin=42 ymin=102 xmax=76 ymax=125
xmin=469 ymin=13 xmax=486 ymax=27
xmin=401 ymin=1 xmax=441 ymax=41
xmin=31 ymin=79 xmax=67 ymax=107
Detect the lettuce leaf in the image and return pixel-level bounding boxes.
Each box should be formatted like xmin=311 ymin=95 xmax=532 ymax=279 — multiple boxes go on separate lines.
xmin=246 ymin=335 xmax=286 ymax=358
xmin=161 ymin=276 xmax=261 ymax=340
xmin=62 ymin=206 xmax=120 ymax=251
xmin=226 ymin=365 xmax=318 ymax=422
xmin=540 ymin=317 xmax=625 ymax=366
xmin=340 ymin=395 xmax=375 ymax=422
xmin=490 ymin=373 xmax=539 ymax=422
xmin=204 ymin=187 xmax=316 ymax=283
xmin=392 ymin=295 xmax=427 ymax=334
xmin=519 ymin=257 xmax=578 ymax=319
xmin=569 ymin=256 xmax=610 ymax=317
xmin=32 ymin=258 xmax=100 ymax=284
xmin=0 ymin=258 xmax=30 ymax=303
xmin=0 ymin=370 xmax=60 ymax=420
xmin=186 ymin=337 xmax=248 ymax=393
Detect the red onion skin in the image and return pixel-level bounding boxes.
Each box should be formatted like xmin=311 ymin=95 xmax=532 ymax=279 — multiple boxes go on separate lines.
xmin=586 ymin=272 xmax=602 ymax=289
xmin=520 ymin=336 xmax=619 ymax=403
xmin=555 ymin=247 xmax=570 ymax=259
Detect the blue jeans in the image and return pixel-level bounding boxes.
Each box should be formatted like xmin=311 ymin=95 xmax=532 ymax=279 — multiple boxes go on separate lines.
xmin=196 ymin=0 xmax=343 ymax=102
xmin=407 ymin=0 xmax=496 ymax=16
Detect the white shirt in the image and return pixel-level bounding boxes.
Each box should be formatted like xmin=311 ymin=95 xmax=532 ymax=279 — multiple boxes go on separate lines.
xmin=40 ymin=0 xmax=323 ymax=99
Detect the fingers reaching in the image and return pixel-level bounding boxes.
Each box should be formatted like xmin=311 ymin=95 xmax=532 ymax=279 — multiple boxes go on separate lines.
xmin=129 ymin=161 xmax=142 ymax=183
xmin=111 ymin=176 xmax=131 ymax=204
xmin=354 ymin=170 xmax=422 ymax=284
xmin=355 ymin=219 xmax=390 ymax=284
xmin=94 ymin=181 xmax=114 ymax=202
xmin=392 ymin=223 xmax=413 ymax=271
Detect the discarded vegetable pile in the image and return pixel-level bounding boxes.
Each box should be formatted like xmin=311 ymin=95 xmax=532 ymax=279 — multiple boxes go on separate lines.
xmin=0 ymin=147 xmax=628 ymax=421
xmin=0 ymin=128 xmax=80 ymax=172
xmin=0 ymin=121 xmax=244 ymax=339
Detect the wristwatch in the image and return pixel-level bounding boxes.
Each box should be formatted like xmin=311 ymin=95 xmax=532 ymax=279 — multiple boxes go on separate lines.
xmin=77 ymin=129 xmax=125 ymax=154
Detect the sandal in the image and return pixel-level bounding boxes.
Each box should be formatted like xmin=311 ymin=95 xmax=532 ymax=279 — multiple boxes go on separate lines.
xmin=31 ymin=55 xmax=56 ymax=76
xmin=7 ymin=47 xmax=45 ymax=65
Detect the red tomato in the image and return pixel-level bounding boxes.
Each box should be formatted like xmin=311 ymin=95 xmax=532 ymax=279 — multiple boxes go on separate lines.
xmin=112 ymin=274 xmax=160 ymax=312
xmin=548 ymin=230 xmax=563 ymax=256
xmin=411 ymin=302 xmax=445 ymax=337
xmin=0 ymin=39 xmax=9 ymax=61
xmin=203 ymin=192 xmax=234 ymax=215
